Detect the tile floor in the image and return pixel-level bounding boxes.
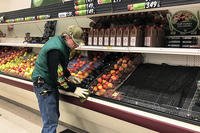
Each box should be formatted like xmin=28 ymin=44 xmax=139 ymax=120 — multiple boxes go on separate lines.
xmin=0 ymin=98 xmax=67 ymax=133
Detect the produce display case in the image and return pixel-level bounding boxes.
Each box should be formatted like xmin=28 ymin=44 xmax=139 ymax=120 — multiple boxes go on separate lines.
xmin=1 ymin=45 xmax=200 ymax=128
xmin=93 ymin=63 xmax=200 ymax=125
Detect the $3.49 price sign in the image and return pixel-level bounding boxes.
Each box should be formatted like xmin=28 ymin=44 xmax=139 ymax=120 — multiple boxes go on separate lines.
xmin=145 ymin=0 xmax=160 ymax=9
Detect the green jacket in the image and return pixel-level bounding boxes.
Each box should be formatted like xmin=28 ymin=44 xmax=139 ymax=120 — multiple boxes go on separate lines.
xmin=32 ymin=35 xmax=70 ymax=86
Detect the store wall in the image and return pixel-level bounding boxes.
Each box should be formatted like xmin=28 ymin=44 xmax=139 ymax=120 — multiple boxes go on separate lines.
xmin=0 ymin=0 xmax=31 ymax=13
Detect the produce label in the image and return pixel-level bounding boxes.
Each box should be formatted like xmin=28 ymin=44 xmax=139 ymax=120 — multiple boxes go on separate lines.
xmin=116 ymin=37 xmax=122 ymax=46
xmin=93 ymin=37 xmax=98 ymax=45
xmin=104 ymin=37 xmax=109 ymax=46
xmin=88 ymin=37 xmax=92 ymax=45
xmin=110 ymin=37 xmax=115 ymax=46
xmin=145 ymin=37 xmax=151 ymax=46
xmin=99 ymin=37 xmax=103 ymax=45
xmin=130 ymin=37 xmax=136 ymax=46
xmin=123 ymin=37 xmax=129 ymax=46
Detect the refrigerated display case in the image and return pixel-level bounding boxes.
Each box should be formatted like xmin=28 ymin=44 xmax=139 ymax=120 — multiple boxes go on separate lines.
xmin=0 ymin=1 xmax=200 ymax=133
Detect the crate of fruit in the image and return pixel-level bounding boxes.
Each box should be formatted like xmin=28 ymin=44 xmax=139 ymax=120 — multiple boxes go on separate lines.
xmin=89 ymin=54 xmax=143 ymax=100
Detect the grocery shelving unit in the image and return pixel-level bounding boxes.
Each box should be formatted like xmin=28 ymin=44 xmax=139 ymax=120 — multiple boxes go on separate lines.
xmin=2 ymin=43 xmax=200 ymax=55
xmin=0 ymin=1 xmax=200 ymax=133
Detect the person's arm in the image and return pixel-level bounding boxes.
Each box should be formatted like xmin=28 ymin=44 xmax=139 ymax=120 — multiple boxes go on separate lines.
xmin=47 ymin=50 xmax=76 ymax=92
xmin=59 ymin=53 xmax=71 ymax=78
xmin=47 ymin=50 xmax=60 ymax=88
xmin=47 ymin=50 xmax=89 ymax=98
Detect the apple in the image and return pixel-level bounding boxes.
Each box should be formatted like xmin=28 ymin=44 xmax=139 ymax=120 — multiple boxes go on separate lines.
xmin=97 ymin=77 xmax=103 ymax=83
xmin=119 ymin=66 xmax=124 ymax=72
xmin=122 ymin=59 xmax=128 ymax=64
xmin=122 ymin=63 xmax=128 ymax=68
xmin=102 ymin=79 xmax=107 ymax=84
xmin=83 ymin=72 xmax=89 ymax=78
xmin=103 ymin=84 xmax=108 ymax=89
xmin=93 ymin=86 xmax=98 ymax=92
xmin=110 ymin=70 xmax=115 ymax=75
xmin=115 ymin=70 xmax=120 ymax=74
xmin=105 ymin=82 xmax=109 ymax=85
xmin=97 ymin=85 xmax=103 ymax=90
xmin=111 ymin=75 xmax=118 ymax=81
xmin=114 ymin=64 xmax=118 ymax=70
xmin=107 ymin=83 xmax=113 ymax=89
xmin=102 ymin=74 xmax=107 ymax=79
xmin=77 ymin=71 xmax=83 ymax=75
xmin=99 ymin=89 xmax=106 ymax=96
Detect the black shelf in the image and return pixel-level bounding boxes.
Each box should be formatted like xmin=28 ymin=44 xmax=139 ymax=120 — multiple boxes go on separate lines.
xmin=0 ymin=0 xmax=199 ymax=22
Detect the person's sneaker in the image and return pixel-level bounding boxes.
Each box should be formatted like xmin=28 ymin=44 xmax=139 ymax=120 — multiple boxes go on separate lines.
xmin=60 ymin=129 xmax=77 ymax=133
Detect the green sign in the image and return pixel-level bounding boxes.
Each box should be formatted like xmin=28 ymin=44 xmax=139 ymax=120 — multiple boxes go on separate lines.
xmin=31 ymin=0 xmax=62 ymax=8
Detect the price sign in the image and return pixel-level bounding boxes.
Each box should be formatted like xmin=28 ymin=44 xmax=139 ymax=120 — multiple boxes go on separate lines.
xmin=145 ymin=0 xmax=160 ymax=9
xmin=112 ymin=0 xmax=121 ymax=3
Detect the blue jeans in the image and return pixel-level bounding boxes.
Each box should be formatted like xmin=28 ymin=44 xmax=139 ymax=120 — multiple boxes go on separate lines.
xmin=34 ymin=83 xmax=60 ymax=133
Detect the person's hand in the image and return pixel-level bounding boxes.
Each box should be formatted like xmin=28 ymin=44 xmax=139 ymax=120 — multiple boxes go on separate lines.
xmin=68 ymin=76 xmax=81 ymax=84
xmin=74 ymin=87 xmax=89 ymax=98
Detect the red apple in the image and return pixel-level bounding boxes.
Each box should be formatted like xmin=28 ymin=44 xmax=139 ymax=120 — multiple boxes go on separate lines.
xmin=103 ymin=84 xmax=108 ymax=89
xmin=119 ymin=66 xmax=124 ymax=72
xmin=97 ymin=78 xmax=103 ymax=83
xmin=111 ymin=75 xmax=118 ymax=81
xmin=102 ymin=74 xmax=107 ymax=79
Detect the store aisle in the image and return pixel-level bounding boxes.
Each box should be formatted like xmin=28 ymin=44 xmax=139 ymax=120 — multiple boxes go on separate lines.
xmin=0 ymin=98 xmax=67 ymax=133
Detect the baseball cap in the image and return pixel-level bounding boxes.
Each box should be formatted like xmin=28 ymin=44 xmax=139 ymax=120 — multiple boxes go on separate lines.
xmin=65 ymin=25 xmax=85 ymax=46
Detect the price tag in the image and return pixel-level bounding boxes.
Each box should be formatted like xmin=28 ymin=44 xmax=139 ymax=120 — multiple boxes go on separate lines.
xmin=145 ymin=0 xmax=160 ymax=9
xmin=112 ymin=0 xmax=121 ymax=3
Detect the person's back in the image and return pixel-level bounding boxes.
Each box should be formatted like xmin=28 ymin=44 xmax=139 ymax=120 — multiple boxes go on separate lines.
xmin=32 ymin=35 xmax=69 ymax=86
